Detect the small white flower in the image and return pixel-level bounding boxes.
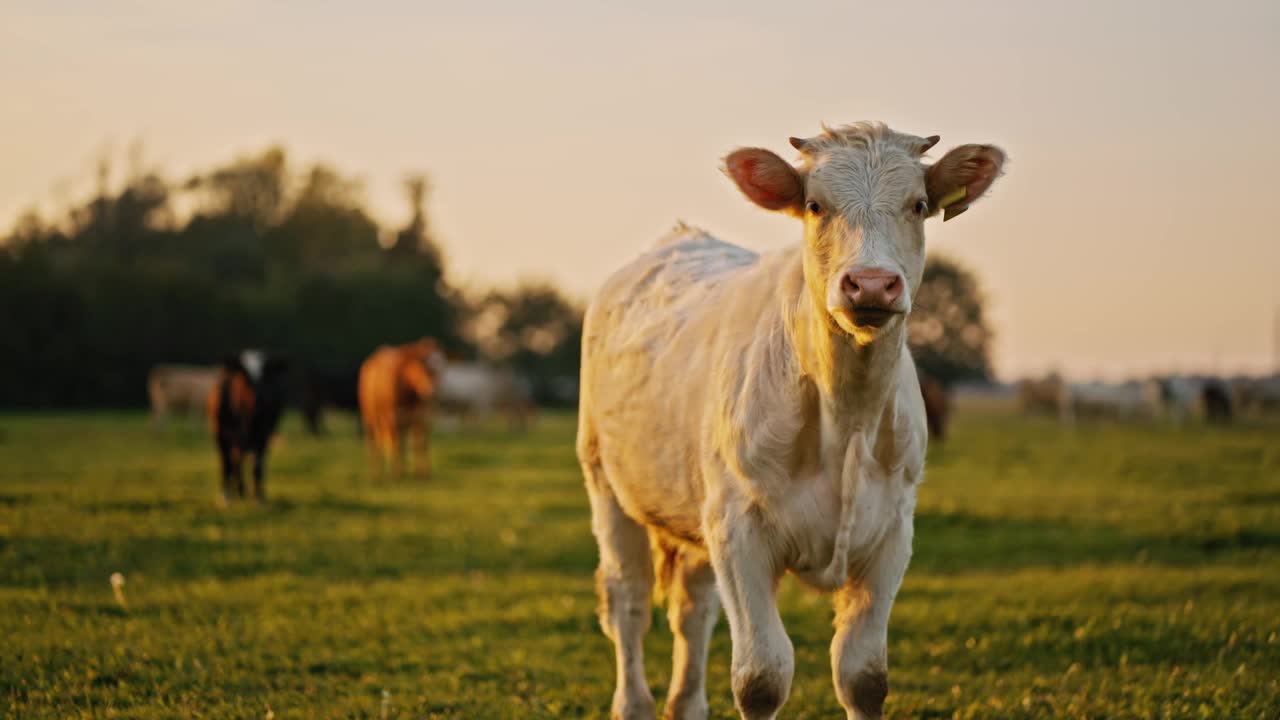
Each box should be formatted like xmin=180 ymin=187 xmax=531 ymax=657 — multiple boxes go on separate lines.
xmin=110 ymin=572 xmax=128 ymax=609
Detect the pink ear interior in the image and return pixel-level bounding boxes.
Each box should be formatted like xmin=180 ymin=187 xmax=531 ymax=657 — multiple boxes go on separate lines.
xmin=960 ymin=147 xmax=1004 ymax=200
xmin=725 ymin=148 xmax=804 ymax=213
xmin=927 ymin=145 xmax=1006 ymax=215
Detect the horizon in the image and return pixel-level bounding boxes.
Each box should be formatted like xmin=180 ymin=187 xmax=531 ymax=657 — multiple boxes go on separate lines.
xmin=4 ymin=0 xmax=1278 ymax=381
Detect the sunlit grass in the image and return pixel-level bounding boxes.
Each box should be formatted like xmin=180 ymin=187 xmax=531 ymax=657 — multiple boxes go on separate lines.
xmin=1 ymin=410 xmax=1278 ymax=718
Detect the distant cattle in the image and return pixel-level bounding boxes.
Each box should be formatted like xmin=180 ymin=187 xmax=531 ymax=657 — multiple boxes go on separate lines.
xmin=1148 ymin=376 xmax=1243 ymax=424
xmin=1201 ymin=379 xmax=1233 ymax=424
xmin=950 ymin=381 xmax=1018 ymax=413
xmin=298 ymin=368 xmax=361 ymax=435
xmin=1148 ymin=376 xmax=1201 ymax=423
xmin=1232 ymin=375 xmax=1280 ymax=418
xmin=1070 ymin=381 xmax=1160 ymax=421
xmin=358 ymin=339 xmax=446 ymax=478
xmin=919 ymin=374 xmax=951 ymax=442
xmin=208 ymin=351 xmax=290 ymax=505
xmin=436 ymin=362 xmax=535 ymax=430
xmin=148 ymin=365 xmax=219 ymax=428
xmin=1017 ymin=373 xmax=1073 ymax=422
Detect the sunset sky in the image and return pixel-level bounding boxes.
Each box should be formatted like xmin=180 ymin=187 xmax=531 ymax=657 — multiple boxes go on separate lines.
xmin=3 ymin=0 xmax=1278 ymax=380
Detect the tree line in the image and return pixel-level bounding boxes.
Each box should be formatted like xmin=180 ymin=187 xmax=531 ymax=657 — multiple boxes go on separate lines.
xmin=0 ymin=147 xmax=583 ymax=408
xmin=0 ymin=144 xmax=993 ymax=409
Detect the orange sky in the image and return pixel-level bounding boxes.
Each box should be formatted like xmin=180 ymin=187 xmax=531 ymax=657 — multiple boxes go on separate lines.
xmin=3 ymin=0 xmax=1278 ymax=380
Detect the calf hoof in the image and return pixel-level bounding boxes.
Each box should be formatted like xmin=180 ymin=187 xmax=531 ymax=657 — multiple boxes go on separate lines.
xmin=733 ymin=670 xmax=787 ymax=719
xmin=611 ymin=692 xmax=656 ymax=720
xmin=845 ymin=669 xmax=888 ymax=720
xmin=215 ymin=493 xmax=229 ymax=509
xmin=662 ymin=692 xmax=707 ymax=720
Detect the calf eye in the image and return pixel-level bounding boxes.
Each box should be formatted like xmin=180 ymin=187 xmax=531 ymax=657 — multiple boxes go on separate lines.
xmin=806 ymin=200 xmax=823 ymax=216
xmin=913 ymin=199 xmax=928 ymax=216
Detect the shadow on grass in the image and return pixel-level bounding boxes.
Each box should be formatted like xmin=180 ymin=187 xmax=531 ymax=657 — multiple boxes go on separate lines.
xmin=271 ymin=494 xmax=395 ymax=516
xmin=1229 ymin=490 xmax=1280 ymax=506
xmin=8 ymin=495 xmax=1279 ymax=590
xmin=0 ymin=493 xmax=32 ymax=507
xmin=81 ymin=498 xmax=192 ymax=513
xmin=8 ymin=512 xmax=1277 ymax=594
xmin=0 ymin=515 xmax=597 ymax=589
xmin=912 ymin=510 xmax=1280 ymax=574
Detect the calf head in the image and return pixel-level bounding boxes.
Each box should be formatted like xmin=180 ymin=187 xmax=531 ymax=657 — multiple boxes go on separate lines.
xmin=725 ymin=122 xmax=1004 ymax=345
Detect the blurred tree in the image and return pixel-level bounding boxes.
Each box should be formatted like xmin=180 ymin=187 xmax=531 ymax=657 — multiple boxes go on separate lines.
xmin=186 ymin=147 xmax=288 ymax=233
xmin=908 ymin=254 xmax=994 ymax=385
xmin=386 ymin=174 xmax=448 ymax=288
xmin=467 ymin=281 xmax=583 ymax=385
xmin=267 ymin=163 xmax=380 ymax=274
xmin=0 ymin=144 xmax=530 ymax=408
xmin=54 ymin=148 xmax=173 ymax=267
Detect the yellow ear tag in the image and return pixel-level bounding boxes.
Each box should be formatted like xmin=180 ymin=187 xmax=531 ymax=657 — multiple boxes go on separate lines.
xmin=937 ymin=186 xmax=967 ymax=210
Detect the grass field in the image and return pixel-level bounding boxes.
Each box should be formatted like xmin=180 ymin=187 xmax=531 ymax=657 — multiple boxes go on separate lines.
xmin=2 ymin=410 xmax=1279 ymax=719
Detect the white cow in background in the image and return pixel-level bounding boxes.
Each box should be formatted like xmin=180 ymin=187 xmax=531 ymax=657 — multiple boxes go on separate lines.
xmin=1017 ymin=373 xmax=1074 ymax=423
xmin=1070 ymin=381 xmax=1160 ymax=420
xmin=435 ymin=362 xmax=535 ymax=430
xmin=1234 ymin=375 xmax=1280 ymax=417
xmin=578 ymin=123 xmax=1005 ymax=719
xmin=1147 ymin=376 xmax=1214 ymax=423
xmin=1147 ymin=376 xmax=1248 ymax=423
xmin=148 ymin=364 xmax=220 ymax=428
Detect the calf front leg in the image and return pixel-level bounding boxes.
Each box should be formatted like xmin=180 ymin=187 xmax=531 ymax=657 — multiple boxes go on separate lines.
xmin=830 ymin=518 xmax=912 ymax=720
xmin=706 ymin=503 xmax=792 ymax=720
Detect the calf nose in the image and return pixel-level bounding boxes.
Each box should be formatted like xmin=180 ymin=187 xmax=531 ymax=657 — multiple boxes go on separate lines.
xmin=842 ymin=269 xmax=903 ymax=307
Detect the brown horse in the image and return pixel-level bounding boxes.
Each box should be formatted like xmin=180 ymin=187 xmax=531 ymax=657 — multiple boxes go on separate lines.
xmin=358 ymin=338 xmax=445 ymax=478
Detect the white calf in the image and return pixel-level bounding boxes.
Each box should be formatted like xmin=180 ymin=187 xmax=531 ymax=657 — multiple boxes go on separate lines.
xmin=578 ymin=122 xmax=1006 ymax=719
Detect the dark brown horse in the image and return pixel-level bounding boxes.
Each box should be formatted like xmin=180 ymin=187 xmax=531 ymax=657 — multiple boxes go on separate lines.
xmin=208 ymin=351 xmax=290 ymax=504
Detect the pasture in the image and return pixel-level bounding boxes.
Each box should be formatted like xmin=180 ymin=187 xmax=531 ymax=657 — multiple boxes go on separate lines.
xmin=2 ymin=410 xmax=1278 ymax=718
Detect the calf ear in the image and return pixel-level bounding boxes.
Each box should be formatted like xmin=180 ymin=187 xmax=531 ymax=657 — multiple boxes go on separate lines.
xmin=724 ymin=148 xmax=805 ymax=215
xmin=926 ymin=144 xmax=1006 ymax=221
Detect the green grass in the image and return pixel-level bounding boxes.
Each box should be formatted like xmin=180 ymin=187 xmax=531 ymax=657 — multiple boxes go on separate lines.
xmin=2 ymin=410 xmax=1278 ymax=718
